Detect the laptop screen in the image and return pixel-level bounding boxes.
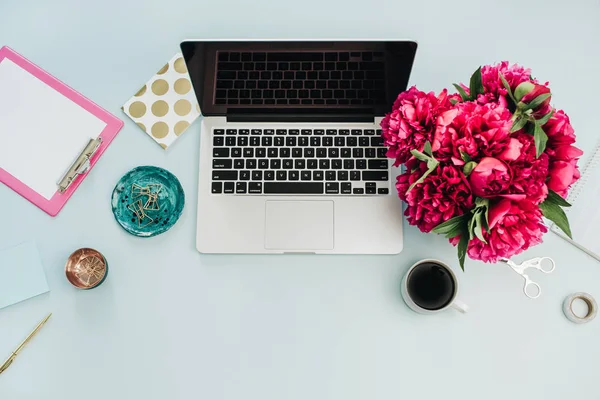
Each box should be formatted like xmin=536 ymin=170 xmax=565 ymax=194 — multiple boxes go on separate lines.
xmin=181 ymin=41 xmax=417 ymax=118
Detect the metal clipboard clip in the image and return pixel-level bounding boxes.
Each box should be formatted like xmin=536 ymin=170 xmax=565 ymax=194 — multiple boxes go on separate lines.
xmin=57 ymin=138 xmax=102 ymax=193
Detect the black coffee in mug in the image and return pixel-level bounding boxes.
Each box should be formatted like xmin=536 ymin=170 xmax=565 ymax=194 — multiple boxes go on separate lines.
xmin=406 ymin=261 xmax=456 ymax=310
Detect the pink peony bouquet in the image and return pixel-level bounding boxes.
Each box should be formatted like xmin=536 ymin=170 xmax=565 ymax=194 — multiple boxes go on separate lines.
xmin=381 ymin=62 xmax=582 ymax=269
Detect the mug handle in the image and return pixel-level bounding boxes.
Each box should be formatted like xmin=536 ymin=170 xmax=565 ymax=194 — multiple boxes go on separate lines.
xmin=451 ymin=298 xmax=469 ymax=313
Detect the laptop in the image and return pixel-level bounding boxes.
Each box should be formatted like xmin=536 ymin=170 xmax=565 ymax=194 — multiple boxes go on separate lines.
xmin=180 ymin=40 xmax=418 ymax=254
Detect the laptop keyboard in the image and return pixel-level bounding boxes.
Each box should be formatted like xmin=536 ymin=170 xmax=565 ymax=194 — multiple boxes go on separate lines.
xmin=215 ymin=51 xmax=386 ymax=106
xmin=211 ymin=127 xmax=389 ymax=195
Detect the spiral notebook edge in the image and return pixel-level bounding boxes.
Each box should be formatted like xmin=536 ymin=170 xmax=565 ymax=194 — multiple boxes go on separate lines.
xmin=550 ymin=140 xmax=600 ymax=262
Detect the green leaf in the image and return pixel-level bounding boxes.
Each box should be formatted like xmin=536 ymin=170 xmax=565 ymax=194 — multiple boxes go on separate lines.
xmin=457 ymin=233 xmax=468 ymax=271
xmin=468 ymin=198 xmax=490 ymax=242
xmin=482 ymin=210 xmax=489 ymax=232
xmin=432 ymin=214 xmax=469 ymax=234
xmin=533 ymin=123 xmax=548 ymax=158
xmin=449 ymin=98 xmax=458 ymax=105
xmin=510 ymin=115 xmax=529 ymax=133
xmin=410 ymin=149 xmax=430 ymax=163
xmin=475 ymin=197 xmax=489 ymax=209
xmin=406 ymin=175 xmax=427 ymax=193
xmin=453 ymin=83 xmax=470 ymax=102
xmin=406 ymin=159 xmax=439 ymax=193
xmin=524 ymin=93 xmax=551 ymax=111
xmin=469 ymin=67 xmax=484 ymax=100
xmin=427 ymin=158 xmax=437 ymax=169
xmin=526 ymin=122 xmax=536 ymax=135
xmin=467 ymin=212 xmax=477 ymax=240
xmin=444 ymin=224 xmax=465 ymax=239
xmin=546 ymin=189 xmax=572 ymax=207
xmin=460 ymin=150 xmax=471 ymax=163
xmin=423 ymin=141 xmax=433 ymax=157
xmin=463 ymin=161 xmax=477 ymax=177
xmin=539 ymin=201 xmax=572 ymax=239
xmin=407 ymin=146 xmax=440 ymax=193
xmin=473 ymin=212 xmax=487 ymax=244
xmin=535 ymin=109 xmax=554 ymax=126
xmin=499 ymin=73 xmax=517 ymax=104
xmin=483 ymin=201 xmax=489 ymax=231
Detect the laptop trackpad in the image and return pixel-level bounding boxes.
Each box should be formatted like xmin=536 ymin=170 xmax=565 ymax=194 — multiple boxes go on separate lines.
xmin=265 ymin=201 xmax=334 ymax=251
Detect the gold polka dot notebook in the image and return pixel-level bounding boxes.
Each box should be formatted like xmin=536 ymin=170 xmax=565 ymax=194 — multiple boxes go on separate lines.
xmin=122 ymin=53 xmax=200 ymax=149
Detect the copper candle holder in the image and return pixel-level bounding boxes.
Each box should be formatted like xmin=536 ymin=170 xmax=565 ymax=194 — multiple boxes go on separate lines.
xmin=65 ymin=248 xmax=108 ymax=289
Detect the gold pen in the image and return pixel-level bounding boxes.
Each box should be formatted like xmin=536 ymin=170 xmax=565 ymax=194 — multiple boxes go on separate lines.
xmin=0 ymin=313 xmax=52 ymax=375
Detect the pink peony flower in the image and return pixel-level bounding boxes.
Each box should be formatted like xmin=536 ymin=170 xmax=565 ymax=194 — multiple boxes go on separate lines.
xmin=469 ymin=157 xmax=521 ymax=199
xmin=507 ymin=133 xmax=549 ymax=204
xmin=520 ymin=83 xmax=551 ymax=104
xmin=451 ymin=199 xmax=548 ymax=263
xmin=396 ymin=159 xmax=474 ymax=233
xmin=381 ymin=87 xmax=453 ymax=166
xmin=551 ymin=145 xmax=584 ymax=161
xmin=519 ymin=83 xmax=552 ymax=118
xmin=433 ymin=102 xmax=513 ymax=164
xmin=382 ymin=62 xmax=582 ymax=267
xmin=544 ymin=109 xmax=576 ymax=146
xmin=469 ymin=137 xmax=549 ymax=204
xmin=498 ymin=138 xmax=523 ymax=161
xmin=547 ymin=161 xmax=580 ymax=197
xmin=479 ymin=61 xmax=538 ymax=103
xmin=543 ymin=110 xmax=582 ymax=197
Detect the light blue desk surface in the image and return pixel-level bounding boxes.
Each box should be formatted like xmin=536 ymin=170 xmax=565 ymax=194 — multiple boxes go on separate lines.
xmin=1 ymin=1 xmax=600 ymax=399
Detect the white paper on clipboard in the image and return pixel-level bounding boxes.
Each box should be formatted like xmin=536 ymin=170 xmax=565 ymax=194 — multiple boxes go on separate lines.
xmin=0 ymin=57 xmax=107 ymax=200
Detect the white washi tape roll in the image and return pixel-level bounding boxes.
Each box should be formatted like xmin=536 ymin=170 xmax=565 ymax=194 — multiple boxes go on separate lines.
xmin=563 ymin=292 xmax=597 ymax=324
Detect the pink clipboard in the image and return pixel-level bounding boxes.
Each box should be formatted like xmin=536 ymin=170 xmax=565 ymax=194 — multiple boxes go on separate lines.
xmin=0 ymin=46 xmax=123 ymax=216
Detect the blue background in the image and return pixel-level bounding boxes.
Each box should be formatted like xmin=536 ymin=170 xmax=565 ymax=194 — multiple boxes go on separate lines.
xmin=1 ymin=0 xmax=600 ymax=399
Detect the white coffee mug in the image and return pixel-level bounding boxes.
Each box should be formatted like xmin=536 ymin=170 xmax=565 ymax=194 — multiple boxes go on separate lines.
xmin=401 ymin=259 xmax=468 ymax=314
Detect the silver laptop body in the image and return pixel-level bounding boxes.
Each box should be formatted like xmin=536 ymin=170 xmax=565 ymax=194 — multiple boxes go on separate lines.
xmin=181 ymin=40 xmax=418 ymax=254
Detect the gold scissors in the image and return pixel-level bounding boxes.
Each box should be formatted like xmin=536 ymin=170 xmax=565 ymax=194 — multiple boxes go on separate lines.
xmin=499 ymin=257 xmax=556 ymax=299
